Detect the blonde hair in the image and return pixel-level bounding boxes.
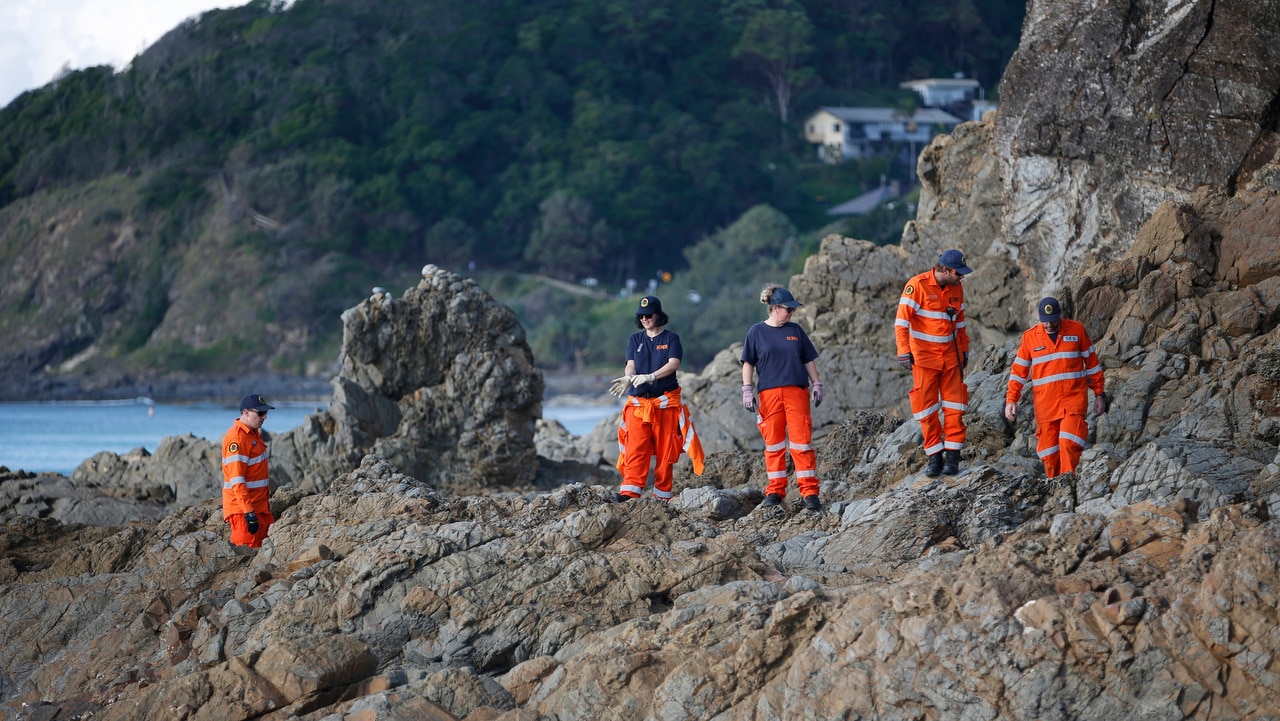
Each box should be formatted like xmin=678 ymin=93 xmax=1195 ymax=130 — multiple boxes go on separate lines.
xmin=760 ymin=283 xmax=784 ymax=304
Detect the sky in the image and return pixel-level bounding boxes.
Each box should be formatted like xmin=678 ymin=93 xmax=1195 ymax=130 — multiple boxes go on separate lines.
xmin=0 ymin=0 xmax=236 ymax=109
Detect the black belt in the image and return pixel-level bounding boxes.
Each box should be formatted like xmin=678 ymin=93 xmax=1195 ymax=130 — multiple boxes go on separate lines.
xmin=633 ymin=389 xmax=676 ymax=399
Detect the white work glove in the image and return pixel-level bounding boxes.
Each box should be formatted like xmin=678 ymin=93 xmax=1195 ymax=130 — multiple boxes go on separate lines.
xmin=810 ymin=381 xmax=823 ymax=407
xmin=741 ymin=384 xmax=756 ymax=413
xmin=608 ymin=376 xmax=633 ymax=398
xmin=631 ymin=373 xmax=656 ymax=387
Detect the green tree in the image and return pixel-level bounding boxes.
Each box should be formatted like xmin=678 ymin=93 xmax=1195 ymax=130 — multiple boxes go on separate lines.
xmin=731 ymin=4 xmax=816 ymax=127
xmin=524 ymin=190 xmax=617 ymax=281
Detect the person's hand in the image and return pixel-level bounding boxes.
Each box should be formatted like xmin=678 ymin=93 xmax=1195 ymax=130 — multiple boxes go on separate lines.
xmin=608 ymin=376 xmax=632 ymax=397
xmin=741 ymin=384 xmax=755 ymax=412
xmin=897 ymin=353 xmax=914 ymax=372
xmin=1093 ymin=394 xmax=1108 ymax=416
xmin=1004 ymin=402 xmax=1017 ymax=421
xmin=244 ymin=511 xmax=259 ymax=535
xmin=810 ymin=381 xmax=823 ymax=407
xmin=963 ymin=352 xmax=969 ymax=369
xmin=631 ymin=373 xmax=656 ymax=387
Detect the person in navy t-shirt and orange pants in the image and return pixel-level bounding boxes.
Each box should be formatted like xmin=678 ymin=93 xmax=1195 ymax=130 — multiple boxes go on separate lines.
xmin=740 ymin=284 xmax=824 ymax=511
xmin=612 ymin=295 xmax=686 ymax=501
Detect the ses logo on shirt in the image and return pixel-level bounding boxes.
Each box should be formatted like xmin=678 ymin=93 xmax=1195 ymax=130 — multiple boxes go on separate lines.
xmin=787 ymin=336 xmax=799 ymax=342
xmin=655 ymin=344 xmax=669 ymax=350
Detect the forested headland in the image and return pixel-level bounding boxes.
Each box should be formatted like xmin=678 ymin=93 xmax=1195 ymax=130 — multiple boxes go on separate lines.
xmin=0 ymin=0 xmax=1023 ymax=387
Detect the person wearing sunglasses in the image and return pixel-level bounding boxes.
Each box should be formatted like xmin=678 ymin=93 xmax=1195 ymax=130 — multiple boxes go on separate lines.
xmin=221 ymin=393 xmax=276 ymax=547
xmin=609 ymin=295 xmax=704 ymax=501
xmin=740 ymin=284 xmax=824 ymax=511
xmin=895 ymin=249 xmax=973 ymax=477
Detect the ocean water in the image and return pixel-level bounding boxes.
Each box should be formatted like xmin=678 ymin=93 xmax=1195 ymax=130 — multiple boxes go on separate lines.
xmin=0 ymin=399 xmax=615 ymax=475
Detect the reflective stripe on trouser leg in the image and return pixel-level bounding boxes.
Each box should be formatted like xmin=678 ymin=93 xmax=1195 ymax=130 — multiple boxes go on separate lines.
xmin=757 ymin=386 xmax=818 ymax=498
xmin=911 ymin=363 xmax=968 ymax=455
xmin=910 ymin=365 xmax=946 ymax=455
xmin=1056 ymin=413 xmax=1089 ymax=476
xmin=619 ymin=403 xmax=682 ymax=498
xmin=1035 ymin=417 xmax=1063 ymax=478
xmin=939 ymin=363 xmax=968 ymax=450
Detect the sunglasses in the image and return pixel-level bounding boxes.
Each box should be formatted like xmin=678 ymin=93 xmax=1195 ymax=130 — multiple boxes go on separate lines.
xmin=777 ymin=306 xmax=795 ymax=314
xmin=638 ymin=313 xmax=655 ymax=319
xmin=249 ymin=409 xmax=269 ymax=417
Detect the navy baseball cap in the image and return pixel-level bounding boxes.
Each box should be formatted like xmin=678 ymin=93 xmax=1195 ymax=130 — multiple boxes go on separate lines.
xmin=1038 ymin=297 xmax=1062 ymax=322
xmin=768 ymin=287 xmax=803 ymax=308
xmin=939 ymin=249 xmax=973 ymax=275
xmin=635 ymin=295 xmax=663 ymax=315
xmin=239 ymin=394 xmax=275 ymax=412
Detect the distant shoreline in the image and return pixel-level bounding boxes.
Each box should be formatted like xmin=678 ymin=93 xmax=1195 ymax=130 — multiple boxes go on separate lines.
xmin=2 ymin=369 xmax=617 ymax=404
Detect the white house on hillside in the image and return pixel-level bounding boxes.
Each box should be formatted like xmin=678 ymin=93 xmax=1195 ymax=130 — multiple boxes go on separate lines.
xmin=899 ymin=77 xmax=981 ymax=110
xmin=802 ymin=106 xmax=963 ymax=163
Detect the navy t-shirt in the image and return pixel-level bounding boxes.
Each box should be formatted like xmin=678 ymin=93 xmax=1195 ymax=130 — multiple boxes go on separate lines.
xmin=627 ymin=329 xmax=682 ymax=396
xmin=740 ymin=321 xmax=819 ymax=391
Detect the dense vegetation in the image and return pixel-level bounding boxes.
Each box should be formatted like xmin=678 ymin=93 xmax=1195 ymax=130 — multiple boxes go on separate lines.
xmin=0 ymin=0 xmax=1022 ymax=378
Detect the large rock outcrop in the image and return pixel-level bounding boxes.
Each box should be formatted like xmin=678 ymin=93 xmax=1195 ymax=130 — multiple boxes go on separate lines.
xmin=995 ymin=0 xmax=1280 ymax=290
xmin=19 ymin=264 xmax=548 ymax=509
xmin=269 ymin=264 xmax=544 ymax=494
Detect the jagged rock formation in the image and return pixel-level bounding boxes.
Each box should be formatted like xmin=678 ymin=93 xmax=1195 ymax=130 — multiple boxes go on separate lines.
xmin=269 ymin=265 xmax=543 ymax=494
xmin=995 ymin=0 xmax=1280 ymax=290
xmin=8 ymin=265 xmax=547 ymax=511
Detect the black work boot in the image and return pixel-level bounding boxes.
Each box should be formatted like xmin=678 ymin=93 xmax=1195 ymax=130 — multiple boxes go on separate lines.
xmin=925 ymin=453 xmax=945 ymax=477
xmin=942 ymin=450 xmax=961 ymax=476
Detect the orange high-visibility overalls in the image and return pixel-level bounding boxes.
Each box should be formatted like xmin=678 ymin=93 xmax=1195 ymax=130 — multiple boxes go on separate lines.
xmin=896 ymin=270 xmax=969 ymax=455
xmin=222 ymin=419 xmax=273 ymax=547
xmin=1006 ymin=318 xmax=1104 ymax=477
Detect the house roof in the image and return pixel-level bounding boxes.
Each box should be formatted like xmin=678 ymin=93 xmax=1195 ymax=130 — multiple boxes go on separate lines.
xmin=826 ymin=184 xmax=900 ymax=216
xmin=899 ymin=78 xmax=981 ymax=90
xmin=812 ymin=106 xmax=963 ymax=125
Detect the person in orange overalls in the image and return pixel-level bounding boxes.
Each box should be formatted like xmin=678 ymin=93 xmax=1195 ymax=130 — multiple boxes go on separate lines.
xmin=610 ymin=296 xmax=703 ymax=501
xmin=896 ymin=249 xmax=972 ymax=477
xmin=222 ymin=393 xmax=275 ymax=547
xmin=741 ymin=284 xmax=824 ymax=511
xmin=1004 ymin=297 xmax=1107 ymax=478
